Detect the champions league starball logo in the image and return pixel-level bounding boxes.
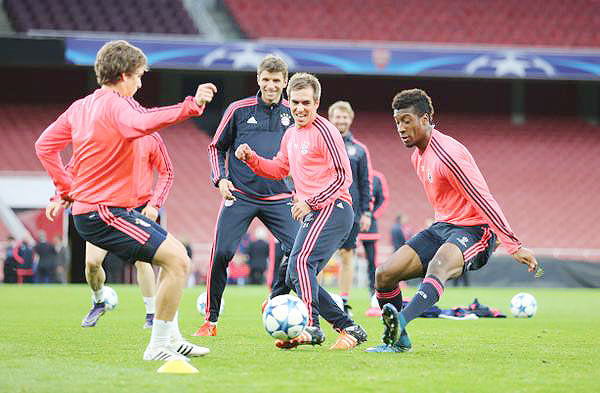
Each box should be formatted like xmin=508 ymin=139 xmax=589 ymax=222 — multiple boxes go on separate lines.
xmin=465 ymin=51 xmax=556 ymax=78
xmin=201 ymin=43 xmax=296 ymax=70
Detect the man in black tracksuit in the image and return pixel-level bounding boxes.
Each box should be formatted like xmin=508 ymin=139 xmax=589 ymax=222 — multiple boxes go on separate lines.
xmin=194 ymin=55 xmax=299 ymax=336
xmin=328 ymin=101 xmax=373 ymax=314
xmin=358 ymin=170 xmax=389 ymax=297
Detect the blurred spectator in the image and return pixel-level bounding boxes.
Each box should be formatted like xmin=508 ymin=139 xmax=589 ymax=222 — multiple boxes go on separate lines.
xmin=227 ymin=252 xmax=249 ymax=285
xmin=14 ymin=236 xmax=35 ymax=284
xmin=246 ymin=227 xmax=269 ymax=285
xmin=34 ymin=231 xmax=58 ymax=283
xmin=54 ymin=236 xmax=70 ymax=284
xmin=2 ymin=235 xmax=18 ymax=283
xmin=391 ymin=212 xmax=407 ymax=251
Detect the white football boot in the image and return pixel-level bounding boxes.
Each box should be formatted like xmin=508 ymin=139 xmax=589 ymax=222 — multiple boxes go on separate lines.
xmin=143 ymin=345 xmax=190 ymax=361
xmin=170 ymin=339 xmax=210 ymax=357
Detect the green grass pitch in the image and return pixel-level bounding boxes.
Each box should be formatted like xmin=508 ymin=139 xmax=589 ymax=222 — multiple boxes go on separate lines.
xmin=0 ymin=284 xmax=598 ymax=393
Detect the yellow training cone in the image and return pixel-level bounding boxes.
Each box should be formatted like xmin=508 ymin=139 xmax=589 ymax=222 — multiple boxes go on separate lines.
xmin=157 ymin=360 xmax=199 ymax=374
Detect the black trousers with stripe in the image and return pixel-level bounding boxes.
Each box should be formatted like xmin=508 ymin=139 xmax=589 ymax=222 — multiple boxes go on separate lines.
xmin=205 ymin=195 xmax=298 ymax=322
xmin=286 ymin=200 xmax=354 ymax=329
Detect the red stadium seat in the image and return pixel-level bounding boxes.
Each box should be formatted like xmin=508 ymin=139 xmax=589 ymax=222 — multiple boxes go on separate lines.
xmin=222 ymin=0 xmax=599 ymax=47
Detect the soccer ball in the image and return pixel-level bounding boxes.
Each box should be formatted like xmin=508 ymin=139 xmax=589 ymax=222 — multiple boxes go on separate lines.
xmin=262 ymin=294 xmax=309 ymax=340
xmin=510 ymin=292 xmax=537 ymax=318
xmin=92 ymin=285 xmax=118 ymax=310
xmin=196 ymin=291 xmax=224 ymax=315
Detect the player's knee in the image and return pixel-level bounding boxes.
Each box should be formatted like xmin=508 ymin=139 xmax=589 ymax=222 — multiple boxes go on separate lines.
xmin=428 ymin=245 xmax=463 ymax=282
xmin=375 ymin=265 xmax=394 ymax=288
xmin=171 ymin=252 xmax=190 ymax=278
xmin=426 ymin=257 xmax=459 ymax=283
xmin=86 ymin=258 xmax=102 ymax=272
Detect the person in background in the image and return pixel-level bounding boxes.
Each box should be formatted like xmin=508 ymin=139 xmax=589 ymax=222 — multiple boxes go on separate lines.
xmin=34 ymin=231 xmax=58 ymax=283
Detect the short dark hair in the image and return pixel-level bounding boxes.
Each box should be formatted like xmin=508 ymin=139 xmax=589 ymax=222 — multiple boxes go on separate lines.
xmin=257 ymin=54 xmax=288 ymax=81
xmin=392 ymin=89 xmax=434 ymax=120
xmin=94 ymin=40 xmax=148 ymax=86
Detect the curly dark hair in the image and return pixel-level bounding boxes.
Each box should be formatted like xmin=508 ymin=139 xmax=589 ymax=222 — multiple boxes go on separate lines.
xmin=392 ymin=89 xmax=434 ymax=120
xmin=94 ymin=40 xmax=148 ymax=86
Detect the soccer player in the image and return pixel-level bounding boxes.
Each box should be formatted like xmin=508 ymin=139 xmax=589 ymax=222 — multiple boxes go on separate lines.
xmin=328 ymin=101 xmax=373 ymax=315
xmin=366 ymin=89 xmax=539 ymax=353
xmin=46 ymin=132 xmax=174 ymax=329
xmin=35 ymin=40 xmax=216 ymax=361
xmin=236 ymin=73 xmax=368 ymax=350
xmin=193 ymin=55 xmax=300 ymax=337
xmin=357 ymin=169 xmax=389 ymax=301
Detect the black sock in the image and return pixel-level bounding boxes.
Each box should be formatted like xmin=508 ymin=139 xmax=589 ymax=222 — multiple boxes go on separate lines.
xmin=400 ymin=275 xmax=444 ymax=325
xmin=375 ymin=286 xmax=403 ymax=312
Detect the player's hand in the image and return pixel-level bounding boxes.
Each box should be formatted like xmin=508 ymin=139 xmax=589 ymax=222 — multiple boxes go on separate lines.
xmin=511 ymin=247 xmax=538 ymax=273
xmin=359 ymin=214 xmax=372 ymax=231
xmin=141 ymin=205 xmax=159 ymax=221
xmin=291 ymin=201 xmax=311 ymax=221
xmin=218 ymin=179 xmax=236 ymax=201
xmin=45 ymin=200 xmax=62 ymax=222
xmin=235 ymin=143 xmax=253 ymax=161
xmin=195 ymin=83 xmax=217 ymax=106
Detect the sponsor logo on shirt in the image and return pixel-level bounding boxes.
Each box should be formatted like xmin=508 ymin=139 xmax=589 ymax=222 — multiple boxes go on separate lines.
xmin=280 ymin=113 xmax=291 ymax=126
xmin=300 ymin=141 xmax=309 ymax=155
xmin=247 ymin=116 xmax=257 ymax=124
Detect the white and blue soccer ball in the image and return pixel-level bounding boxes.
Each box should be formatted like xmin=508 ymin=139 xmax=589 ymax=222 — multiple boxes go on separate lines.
xmin=92 ymin=285 xmax=118 ymax=310
xmin=510 ymin=292 xmax=537 ymax=318
xmin=196 ymin=291 xmax=224 ymax=315
xmin=262 ymin=294 xmax=309 ymax=340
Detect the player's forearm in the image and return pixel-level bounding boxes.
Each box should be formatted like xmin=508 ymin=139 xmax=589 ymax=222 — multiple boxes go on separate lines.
xmin=119 ymin=97 xmax=204 ymax=139
xmin=245 ymin=153 xmax=288 ymax=180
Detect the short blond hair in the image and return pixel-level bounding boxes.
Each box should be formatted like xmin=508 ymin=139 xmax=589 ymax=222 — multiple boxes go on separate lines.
xmin=94 ymin=40 xmax=148 ymax=86
xmin=287 ymin=73 xmax=321 ymax=102
xmin=328 ymin=101 xmax=354 ymax=119
xmin=257 ymin=54 xmax=288 ymax=81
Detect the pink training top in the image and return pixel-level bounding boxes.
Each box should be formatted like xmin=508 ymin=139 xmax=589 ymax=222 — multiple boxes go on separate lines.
xmin=57 ymin=133 xmax=173 ymax=208
xmin=134 ymin=133 xmax=174 ymax=208
xmin=35 ymin=88 xmax=203 ymax=214
xmin=412 ymin=128 xmax=522 ymax=254
xmin=244 ymin=115 xmax=352 ymax=210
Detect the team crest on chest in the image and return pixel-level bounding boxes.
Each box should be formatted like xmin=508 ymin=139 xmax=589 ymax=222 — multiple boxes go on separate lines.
xmin=300 ymin=141 xmax=309 ymax=155
xmin=280 ymin=113 xmax=291 ymax=127
xmin=427 ymin=169 xmax=433 ymax=183
xmin=346 ymin=145 xmax=357 ymax=156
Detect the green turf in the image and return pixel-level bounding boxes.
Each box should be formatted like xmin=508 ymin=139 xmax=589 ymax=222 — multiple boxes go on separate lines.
xmin=0 ymin=284 xmax=598 ymax=393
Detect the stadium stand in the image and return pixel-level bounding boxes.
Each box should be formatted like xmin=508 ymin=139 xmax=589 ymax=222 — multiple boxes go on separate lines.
xmin=1 ymin=104 xmax=598 ymax=254
xmin=3 ymin=0 xmax=199 ymax=35
xmin=223 ymin=0 xmax=599 ymax=47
